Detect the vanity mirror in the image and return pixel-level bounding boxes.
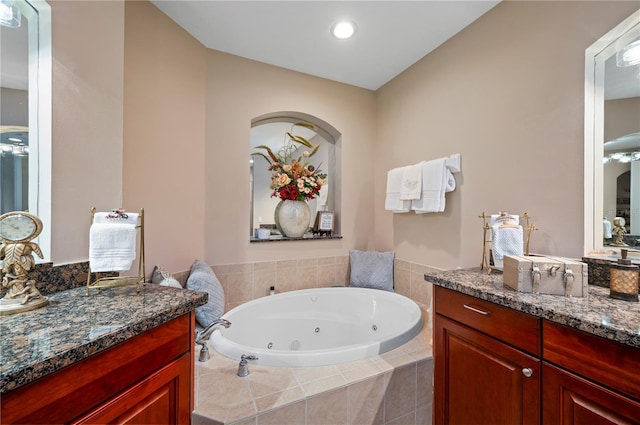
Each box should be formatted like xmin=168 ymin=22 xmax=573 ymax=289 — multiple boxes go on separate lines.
xmin=585 ymin=10 xmax=640 ymax=253
xmin=0 ymin=0 xmax=51 ymax=260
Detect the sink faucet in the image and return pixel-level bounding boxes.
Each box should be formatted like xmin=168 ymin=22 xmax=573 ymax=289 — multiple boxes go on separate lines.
xmin=195 ymin=318 xmax=231 ymax=362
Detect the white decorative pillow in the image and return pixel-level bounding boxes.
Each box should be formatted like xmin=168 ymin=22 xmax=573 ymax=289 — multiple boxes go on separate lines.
xmin=150 ymin=265 xmax=183 ymax=288
xmin=186 ymin=259 xmax=225 ymax=328
xmin=349 ymin=250 xmax=395 ymax=292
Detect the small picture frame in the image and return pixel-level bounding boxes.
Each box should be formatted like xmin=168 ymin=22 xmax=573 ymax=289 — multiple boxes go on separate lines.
xmin=313 ymin=211 xmax=334 ymax=236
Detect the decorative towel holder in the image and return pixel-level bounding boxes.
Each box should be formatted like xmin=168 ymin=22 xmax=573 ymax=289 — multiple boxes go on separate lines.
xmin=479 ymin=211 xmax=538 ymax=274
xmin=86 ymin=207 xmax=145 ymax=296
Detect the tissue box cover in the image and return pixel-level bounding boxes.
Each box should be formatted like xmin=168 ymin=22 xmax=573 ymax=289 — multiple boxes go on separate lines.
xmin=503 ymin=255 xmax=588 ymax=297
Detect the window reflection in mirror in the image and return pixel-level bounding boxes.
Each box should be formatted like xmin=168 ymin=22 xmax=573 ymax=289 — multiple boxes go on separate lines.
xmin=250 ymin=117 xmax=338 ymax=240
xmin=0 ymin=0 xmax=51 ymax=259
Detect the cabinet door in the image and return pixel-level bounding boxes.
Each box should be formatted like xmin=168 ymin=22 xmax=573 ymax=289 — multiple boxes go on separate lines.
xmin=434 ymin=314 xmax=540 ymax=425
xmin=543 ymin=363 xmax=640 ymax=425
xmin=73 ymin=352 xmax=192 ymax=425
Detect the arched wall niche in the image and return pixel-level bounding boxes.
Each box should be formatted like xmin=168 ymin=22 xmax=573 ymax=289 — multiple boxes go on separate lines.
xmin=250 ymin=111 xmax=342 ymax=239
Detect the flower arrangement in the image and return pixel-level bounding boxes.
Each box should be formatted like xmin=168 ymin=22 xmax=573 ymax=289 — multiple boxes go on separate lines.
xmin=252 ymin=122 xmax=327 ymax=202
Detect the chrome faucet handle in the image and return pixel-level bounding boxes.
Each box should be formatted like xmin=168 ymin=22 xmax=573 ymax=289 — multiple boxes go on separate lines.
xmin=237 ymin=354 xmax=259 ymax=377
xmin=198 ymin=343 xmax=210 ymax=362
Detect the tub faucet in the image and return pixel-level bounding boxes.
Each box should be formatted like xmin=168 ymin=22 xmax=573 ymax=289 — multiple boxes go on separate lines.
xmin=237 ymin=354 xmax=259 ymax=377
xmin=195 ymin=319 xmax=231 ymax=362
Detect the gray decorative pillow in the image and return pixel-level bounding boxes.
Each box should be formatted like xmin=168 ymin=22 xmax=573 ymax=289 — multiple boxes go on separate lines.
xmin=150 ymin=265 xmax=183 ymax=289
xmin=349 ymin=250 xmax=395 ymax=292
xmin=186 ymin=259 xmax=225 ymax=328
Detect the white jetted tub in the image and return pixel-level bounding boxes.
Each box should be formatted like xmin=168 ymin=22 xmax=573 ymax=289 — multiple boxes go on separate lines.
xmin=209 ymin=287 xmax=423 ymax=367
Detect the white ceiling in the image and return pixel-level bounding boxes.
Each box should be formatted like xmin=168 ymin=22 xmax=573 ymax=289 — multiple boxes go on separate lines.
xmin=150 ymin=0 xmax=501 ymax=90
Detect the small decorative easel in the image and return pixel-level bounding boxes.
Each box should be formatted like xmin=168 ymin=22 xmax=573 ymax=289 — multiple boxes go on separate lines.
xmin=86 ymin=208 xmax=145 ymax=296
xmin=479 ymin=212 xmax=538 ymax=274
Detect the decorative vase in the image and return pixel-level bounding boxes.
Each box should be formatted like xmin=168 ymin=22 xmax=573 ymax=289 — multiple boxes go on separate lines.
xmin=274 ymin=200 xmax=311 ymax=238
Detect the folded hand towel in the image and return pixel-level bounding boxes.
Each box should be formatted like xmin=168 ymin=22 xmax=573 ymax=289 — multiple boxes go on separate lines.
xmin=399 ymin=162 xmax=423 ymax=200
xmin=491 ymin=225 xmax=524 ymax=260
xmin=490 ymin=213 xmax=519 ymax=227
xmin=93 ymin=212 xmax=139 ymax=225
xmin=385 ymin=166 xmax=411 ymax=213
xmin=89 ymin=222 xmax=137 ymax=272
xmin=411 ymin=158 xmax=456 ymax=213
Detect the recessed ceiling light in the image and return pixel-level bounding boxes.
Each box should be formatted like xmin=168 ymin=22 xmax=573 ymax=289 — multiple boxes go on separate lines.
xmin=331 ymin=21 xmax=356 ymax=40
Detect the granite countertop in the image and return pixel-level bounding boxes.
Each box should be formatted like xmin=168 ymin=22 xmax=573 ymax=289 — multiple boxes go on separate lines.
xmin=425 ymin=268 xmax=640 ymax=349
xmin=0 ymin=284 xmax=207 ymax=394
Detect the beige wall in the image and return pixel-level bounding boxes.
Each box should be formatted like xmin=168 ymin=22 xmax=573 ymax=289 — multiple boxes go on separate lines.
xmin=204 ymin=51 xmax=376 ymax=265
xmin=122 ymin=1 xmax=207 ymax=272
xmin=51 ymin=0 xmax=124 ymax=264
xmin=48 ymin=1 xmax=638 ymax=274
xmin=374 ymin=1 xmax=639 ymax=270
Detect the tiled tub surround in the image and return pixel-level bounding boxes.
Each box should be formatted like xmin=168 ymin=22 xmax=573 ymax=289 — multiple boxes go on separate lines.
xmin=186 ymin=257 xmax=442 ymax=313
xmin=193 ymin=322 xmax=433 ymax=425
xmin=188 ymin=257 xmax=439 ymax=425
xmin=0 ymin=284 xmax=207 ymax=393
xmin=425 ymin=268 xmax=640 ymax=348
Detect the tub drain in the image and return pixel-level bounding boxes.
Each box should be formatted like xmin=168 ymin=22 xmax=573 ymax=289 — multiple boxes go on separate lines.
xmin=372 ymin=324 xmax=378 ymax=331
xmin=267 ymin=342 xmax=273 ymax=349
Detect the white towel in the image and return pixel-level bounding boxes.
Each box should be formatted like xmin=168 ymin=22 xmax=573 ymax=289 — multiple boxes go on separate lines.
xmin=411 ymin=158 xmax=456 ymax=213
xmin=93 ymin=212 xmax=139 ymax=225
xmin=490 ymin=214 xmax=519 ymax=228
xmin=385 ymin=166 xmax=411 ymax=213
xmin=603 ymin=218 xmax=612 ymax=239
xmin=400 ymin=162 xmax=423 ymax=200
xmin=491 ymin=225 xmax=524 ymax=260
xmin=89 ymin=222 xmax=137 ymax=272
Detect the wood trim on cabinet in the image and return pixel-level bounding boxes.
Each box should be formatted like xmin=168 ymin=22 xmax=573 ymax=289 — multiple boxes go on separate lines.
xmin=543 ymin=320 xmax=640 ymax=401
xmin=542 ymin=362 xmax=640 ymax=424
xmin=434 ymin=286 xmax=541 ymax=356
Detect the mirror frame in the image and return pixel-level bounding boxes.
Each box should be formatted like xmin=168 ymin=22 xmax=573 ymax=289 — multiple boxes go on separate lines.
xmin=584 ymin=9 xmax=640 ymax=254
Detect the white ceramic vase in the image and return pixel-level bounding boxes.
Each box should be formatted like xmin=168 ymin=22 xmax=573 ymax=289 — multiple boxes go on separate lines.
xmin=275 ymin=200 xmax=311 ymax=238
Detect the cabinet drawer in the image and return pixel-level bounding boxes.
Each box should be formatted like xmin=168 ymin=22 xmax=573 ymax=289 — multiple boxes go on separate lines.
xmin=543 ymin=320 xmax=640 ymax=401
xmin=434 ymin=286 xmax=540 ymax=356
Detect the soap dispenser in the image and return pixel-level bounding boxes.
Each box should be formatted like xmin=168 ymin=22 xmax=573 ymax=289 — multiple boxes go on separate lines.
xmin=609 ymin=249 xmax=639 ymax=302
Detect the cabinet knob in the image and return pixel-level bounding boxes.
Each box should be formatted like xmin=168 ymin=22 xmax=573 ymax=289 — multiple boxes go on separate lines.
xmin=522 ymin=368 xmax=533 ymax=378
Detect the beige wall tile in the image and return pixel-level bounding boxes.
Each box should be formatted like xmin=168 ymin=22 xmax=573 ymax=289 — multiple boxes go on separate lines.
xmin=297 ymin=265 xmax=319 ymax=289
xmin=248 ymin=367 xmax=299 ymax=398
xmin=395 ymin=259 xmax=411 ymax=271
xmin=307 ymin=387 xmax=348 ymax=425
xmin=292 ymin=365 xmax=342 ymax=384
xmin=384 ymin=364 xmax=417 ymax=422
xmin=224 ymin=272 xmax=254 ymax=304
xmin=257 ymin=400 xmax=305 ymax=425
xmin=394 ymin=269 xmax=410 ymax=298
xmin=302 ymin=374 xmax=348 ymax=397
xmin=416 ymin=360 xmax=434 ymax=410
xmin=317 ymin=264 xmax=337 ymax=287
xmin=254 ymin=387 xmax=306 ymax=413
xmin=347 ymin=375 xmax=385 ymax=425
xmin=254 ymin=269 xmax=276 ymax=297
xmin=410 ymin=276 xmax=431 ymax=307
xmin=254 ymin=261 xmax=277 ymax=271
xmin=384 ymin=411 xmax=416 ymax=425
xmin=317 ymin=256 xmax=337 ymax=265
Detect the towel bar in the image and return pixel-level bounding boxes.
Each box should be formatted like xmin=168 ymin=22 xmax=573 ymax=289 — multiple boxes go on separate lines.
xmin=86 ymin=207 xmax=145 ymax=296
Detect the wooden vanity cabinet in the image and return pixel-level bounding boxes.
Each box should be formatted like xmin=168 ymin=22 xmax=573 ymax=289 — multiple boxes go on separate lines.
xmin=434 ymin=286 xmax=541 ymax=425
xmin=434 ymin=285 xmax=640 ymax=425
xmin=542 ymin=321 xmax=640 ymax=424
xmin=1 ymin=312 xmax=196 ymax=425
